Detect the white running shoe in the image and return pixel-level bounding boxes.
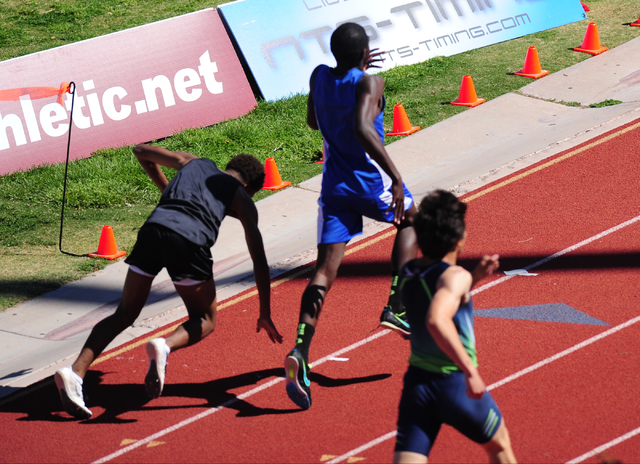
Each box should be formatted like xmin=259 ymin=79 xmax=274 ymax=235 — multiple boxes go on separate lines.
xmin=145 ymin=338 xmax=169 ymax=398
xmin=54 ymin=366 xmax=92 ymax=419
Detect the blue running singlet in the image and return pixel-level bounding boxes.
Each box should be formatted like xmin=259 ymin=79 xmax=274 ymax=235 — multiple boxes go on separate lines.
xmin=312 ymin=65 xmax=390 ymax=199
xmin=311 ymin=65 xmax=413 ymax=244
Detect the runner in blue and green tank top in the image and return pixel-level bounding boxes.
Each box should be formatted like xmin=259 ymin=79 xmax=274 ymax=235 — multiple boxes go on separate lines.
xmin=394 ymin=190 xmax=517 ymax=464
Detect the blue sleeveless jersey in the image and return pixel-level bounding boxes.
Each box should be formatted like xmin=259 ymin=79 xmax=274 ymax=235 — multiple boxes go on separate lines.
xmin=312 ymin=65 xmax=389 ymax=199
xmin=399 ymin=260 xmax=478 ymax=374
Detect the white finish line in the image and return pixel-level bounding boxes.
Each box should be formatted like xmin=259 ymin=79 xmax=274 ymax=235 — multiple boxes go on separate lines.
xmin=94 ymin=214 xmax=640 ymax=463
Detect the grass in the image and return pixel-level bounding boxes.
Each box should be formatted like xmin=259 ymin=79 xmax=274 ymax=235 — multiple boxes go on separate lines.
xmin=589 ymin=99 xmax=624 ymax=108
xmin=1 ymin=0 xmax=639 ymax=310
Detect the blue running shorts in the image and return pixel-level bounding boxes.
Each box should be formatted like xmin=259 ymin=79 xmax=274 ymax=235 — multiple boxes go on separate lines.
xmin=317 ymin=185 xmax=413 ymax=245
xmin=395 ymin=366 xmax=503 ymax=457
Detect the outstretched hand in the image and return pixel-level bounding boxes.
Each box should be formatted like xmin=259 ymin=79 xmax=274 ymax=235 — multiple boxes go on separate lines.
xmin=257 ymin=317 xmax=283 ymax=344
xmin=471 ymin=254 xmax=500 ymax=288
xmin=364 ymin=48 xmax=386 ymax=71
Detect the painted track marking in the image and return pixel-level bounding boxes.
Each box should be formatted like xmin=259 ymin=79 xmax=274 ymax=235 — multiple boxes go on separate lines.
xmin=566 ymin=426 xmax=640 ymax=463
xmin=93 ymin=214 xmax=640 ymax=463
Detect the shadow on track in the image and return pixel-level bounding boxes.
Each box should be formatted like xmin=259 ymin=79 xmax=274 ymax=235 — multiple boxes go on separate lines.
xmin=0 ymin=368 xmax=394 ymax=423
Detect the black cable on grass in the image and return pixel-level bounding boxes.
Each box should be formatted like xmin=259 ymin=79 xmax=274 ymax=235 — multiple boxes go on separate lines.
xmin=59 ymin=82 xmax=89 ymax=258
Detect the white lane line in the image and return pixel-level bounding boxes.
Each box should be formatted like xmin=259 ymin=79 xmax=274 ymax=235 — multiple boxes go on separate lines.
xmin=95 ymin=214 xmax=640 ymax=463
xmin=327 ymin=431 xmax=398 ymax=464
xmin=487 ymin=314 xmax=640 ymax=391
xmin=92 ymin=329 xmax=390 ymax=463
xmin=471 ymin=214 xmax=640 ymax=296
xmin=566 ymin=426 xmax=640 ymax=463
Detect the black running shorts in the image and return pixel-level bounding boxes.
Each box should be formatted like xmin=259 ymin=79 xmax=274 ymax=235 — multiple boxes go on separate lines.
xmin=125 ymin=223 xmax=214 ymax=283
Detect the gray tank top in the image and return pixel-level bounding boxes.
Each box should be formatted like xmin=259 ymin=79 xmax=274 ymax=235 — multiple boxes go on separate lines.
xmin=146 ymin=158 xmax=241 ymax=247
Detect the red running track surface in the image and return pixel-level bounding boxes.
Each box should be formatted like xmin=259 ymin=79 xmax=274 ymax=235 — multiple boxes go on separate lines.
xmin=1 ymin=119 xmax=639 ymax=464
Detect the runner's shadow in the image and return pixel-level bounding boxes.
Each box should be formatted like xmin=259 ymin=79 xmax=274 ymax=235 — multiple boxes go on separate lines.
xmin=310 ymin=372 xmax=391 ymax=387
xmin=2 ymin=368 xmax=392 ymax=423
xmin=3 ymin=368 xmax=295 ymax=423
xmin=161 ymin=367 xmax=300 ymax=418
xmin=83 ymin=367 xmax=299 ymax=423
xmin=5 ymin=371 xmax=152 ymax=424
xmin=88 ymin=368 xmax=392 ymax=420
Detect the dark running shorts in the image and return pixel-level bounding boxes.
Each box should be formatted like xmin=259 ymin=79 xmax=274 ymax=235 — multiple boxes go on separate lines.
xmin=124 ymin=223 xmax=213 ymax=283
xmin=395 ymin=366 xmax=503 ymax=457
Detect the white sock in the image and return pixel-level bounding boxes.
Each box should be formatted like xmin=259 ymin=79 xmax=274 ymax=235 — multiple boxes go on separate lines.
xmin=70 ymin=368 xmax=83 ymax=385
xmin=158 ymin=337 xmax=171 ymax=356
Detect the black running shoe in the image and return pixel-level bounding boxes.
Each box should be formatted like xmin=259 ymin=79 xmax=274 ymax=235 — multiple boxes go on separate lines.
xmin=380 ymin=306 xmax=410 ymax=335
xmin=284 ymin=349 xmax=311 ymax=409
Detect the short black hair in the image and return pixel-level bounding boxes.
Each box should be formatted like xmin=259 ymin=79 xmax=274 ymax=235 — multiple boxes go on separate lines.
xmin=414 ymin=190 xmax=467 ymax=260
xmin=226 ymin=154 xmax=265 ymax=192
xmin=330 ymin=23 xmax=369 ymax=66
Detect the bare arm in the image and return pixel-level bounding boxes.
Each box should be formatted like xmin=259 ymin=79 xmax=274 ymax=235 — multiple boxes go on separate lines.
xmin=427 ymin=266 xmax=485 ymax=398
xmin=228 ymin=189 xmax=283 ymax=344
xmin=133 ymin=144 xmax=199 ymax=192
xmin=306 ymin=67 xmax=322 ymax=130
xmin=354 ymin=74 xmax=405 ymax=224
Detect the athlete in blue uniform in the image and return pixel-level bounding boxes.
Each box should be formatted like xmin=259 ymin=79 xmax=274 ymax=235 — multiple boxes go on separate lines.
xmin=394 ymin=190 xmax=516 ymax=463
xmin=54 ymin=144 xmax=283 ymax=419
xmin=284 ymin=23 xmax=418 ymax=409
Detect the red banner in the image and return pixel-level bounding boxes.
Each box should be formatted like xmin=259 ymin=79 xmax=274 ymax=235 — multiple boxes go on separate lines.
xmin=0 ymin=9 xmax=256 ymax=175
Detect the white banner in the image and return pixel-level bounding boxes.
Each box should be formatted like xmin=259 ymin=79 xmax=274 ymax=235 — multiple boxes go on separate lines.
xmin=0 ymin=9 xmax=256 ymax=175
xmin=219 ymin=0 xmax=587 ymax=101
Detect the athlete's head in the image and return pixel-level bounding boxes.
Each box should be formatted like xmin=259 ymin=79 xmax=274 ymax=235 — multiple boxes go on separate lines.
xmin=226 ymin=154 xmax=265 ymax=196
xmin=330 ymin=23 xmax=369 ymax=67
xmin=414 ymin=190 xmax=467 ymax=260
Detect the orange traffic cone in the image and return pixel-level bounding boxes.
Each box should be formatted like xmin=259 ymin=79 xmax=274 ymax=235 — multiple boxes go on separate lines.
xmin=515 ymin=46 xmax=549 ymax=79
xmin=631 ymin=14 xmax=640 ymax=27
xmin=581 ymin=2 xmax=590 ymax=12
xmin=574 ymin=22 xmax=608 ymax=55
xmin=263 ymin=158 xmax=291 ymax=190
xmin=89 ymin=225 xmax=126 ymax=260
xmin=385 ymin=104 xmax=420 ymax=136
xmin=451 ymin=75 xmax=485 ymax=107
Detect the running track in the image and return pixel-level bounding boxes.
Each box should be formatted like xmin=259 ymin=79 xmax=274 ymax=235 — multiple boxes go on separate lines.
xmin=1 ymin=119 xmax=639 ymax=463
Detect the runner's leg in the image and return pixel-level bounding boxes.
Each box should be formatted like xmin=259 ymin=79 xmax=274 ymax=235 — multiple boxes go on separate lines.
xmin=299 ymin=242 xmax=347 ymax=327
xmin=382 ymin=204 xmax=418 ymax=333
xmin=285 ymin=242 xmax=346 ymax=409
xmin=72 ymin=269 xmax=154 ymax=378
xmin=391 ymin=203 xmax=418 ymax=273
xmin=165 ymin=278 xmax=217 ymax=350
xmin=393 ymin=451 xmax=428 ymax=464
xmin=482 ymin=420 xmax=517 ymax=464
